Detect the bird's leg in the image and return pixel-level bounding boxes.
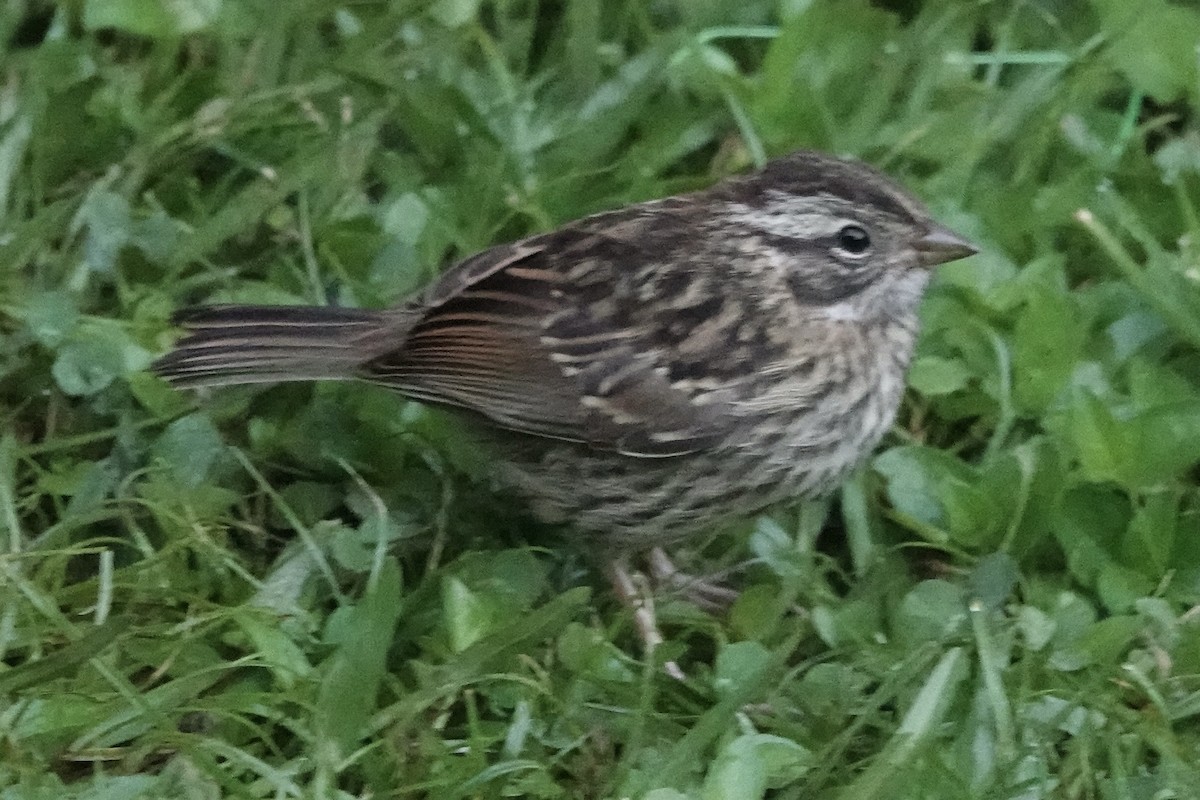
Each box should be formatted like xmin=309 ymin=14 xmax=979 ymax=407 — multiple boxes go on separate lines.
xmin=605 ymin=556 xmax=686 ymax=680
xmin=646 ymin=547 xmax=741 ymax=613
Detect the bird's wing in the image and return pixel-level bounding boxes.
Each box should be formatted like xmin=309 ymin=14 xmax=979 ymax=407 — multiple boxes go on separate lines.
xmin=364 ymin=201 xmax=745 ymax=456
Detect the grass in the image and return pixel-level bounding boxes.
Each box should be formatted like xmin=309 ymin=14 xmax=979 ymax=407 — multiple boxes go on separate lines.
xmin=2 ymin=0 xmax=1200 ymax=797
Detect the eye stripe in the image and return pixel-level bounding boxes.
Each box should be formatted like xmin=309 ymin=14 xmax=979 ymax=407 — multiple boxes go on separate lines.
xmin=722 ymin=203 xmax=848 ymax=239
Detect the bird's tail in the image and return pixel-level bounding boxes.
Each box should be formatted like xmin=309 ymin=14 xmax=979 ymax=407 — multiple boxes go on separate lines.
xmin=151 ymin=305 xmax=390 ymax=388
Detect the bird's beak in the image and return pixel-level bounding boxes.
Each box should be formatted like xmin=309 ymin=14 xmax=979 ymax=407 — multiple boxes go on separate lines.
xmin=915 ymin=224 xmax=978 ymax=268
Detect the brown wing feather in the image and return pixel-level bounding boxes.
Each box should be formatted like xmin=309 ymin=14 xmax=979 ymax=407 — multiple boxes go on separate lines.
xmin=364 ymin=206 xmax=740 ymax=456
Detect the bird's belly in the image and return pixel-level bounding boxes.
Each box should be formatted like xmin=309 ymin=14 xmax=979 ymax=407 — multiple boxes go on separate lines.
xmin=495 ymin=359 xmax=907 ymax=549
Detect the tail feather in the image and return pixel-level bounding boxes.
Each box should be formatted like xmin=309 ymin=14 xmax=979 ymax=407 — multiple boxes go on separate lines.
xmin=152 ymin=305 xmax=388 ymax=388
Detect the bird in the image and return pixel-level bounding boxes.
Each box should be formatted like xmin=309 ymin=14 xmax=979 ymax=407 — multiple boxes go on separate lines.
xmin=152 ymin=149 xmax=977 ymax=670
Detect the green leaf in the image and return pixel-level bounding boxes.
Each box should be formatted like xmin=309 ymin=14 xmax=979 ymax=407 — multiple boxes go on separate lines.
xmin=129 ymin=207 xmax=181 ymax=262
xmin=753 ymin=0 xmax=896 ymax=149
xmin=1127 ymin=358 xmax=1200 ymax=408
xmin=1078 ymin=197 xmax=1200 ymax=352
xmin=703 ymin=734 xmax=813 ymax=800
xmin=71 ymin=671 xmax=225 ymax=750
xmin=52 ymin=342 xmax=117 ymax=397
xmin=968 ymin=553 xmax=1020 ymax=612
xmin=0 ymin=618 xmax=129 ymax=694
xmin=908 ymin=355 xmax=972 ymax=396
xmin=749 ymin=515 xmax=806 ymax=578
xmin=448 ymin=549 xmax=551 ymax=610
xmin=232 ymin=611 xmax=313 ymax=688
xmin=873 ymin=445 xmax=977 ymax=536
xmin=556 ymin=622 xmax=635 ymax=682
xmin=810 ymin=598 xmax=885 ymax=648
xmin=84 ymin=0 xmax=174 ymax=36
xmin=22 ymin=291 xmax=79 ymax=347
xmin=83 ymin=0 xmax=220 ymax=37
xmin=270 ymin=481 xmax=342 ymax=528
xmin=429 ymin=0 xmax=481 ymax=27
xmin=1067 ymin=392 xmax=1132 ymax=486
xmin=317 ymin=559 xmax=404 ymax=758
xmin=1092 ymin=0 xmax=1200 ymax=101
xmin=1052 ymin=484 xmax=1132 ymax=585
xmin=51 ymin=322 xmax=152 ymax=397
xmin=714 ymin=641 xmax=770 ymax=697
xmin=1096 ymin=563 xmax=1152 ymax=613
xmin=127 ymin=372 xmax=191 ymax=417
xmin=1016 ymin=606 xmax=1056 ymax=652
xmin=1050 ymin=616 xmax=1141 ymax=671
xmin=1012 ymin=282 xmax=1084 ymax=414
xmin=645 ymin=791 xmax=690 ymax=800
xmin=7 ymin=694 xmax=112 ymax=744
xmin=836 ymin=648 xmax=968 ymax=800
xmin=1124 ymin=491 xmax=1179 ymax=577
xmin=63 ymin=459 xmax=118 ymax=518
xmin=729 ymin=583 xmax=787 ymax=640
xmin=1153 ymin=130 xmax=1200 ymax=183
xmin=441 ymin=575 xmax=495 ymax=653
xmin=797 ymin=662 xmax=870 ymax=722
xmin=939 ymin=476 xmax=1005 ymax=548
xmin=1130 ymin=403 xmax=1200 ymax=485
xmin=329 ymin=518 xmax=377 ymax=573
xmin=151 ymin=413 xmax=227 ymax=487
xmin=138 ymin=469 xmax=240 ymax=522
xmin=71 ymin=187 xmax=131 ymax=278
xmin=895 ymin=580 xmax=968 ymax=646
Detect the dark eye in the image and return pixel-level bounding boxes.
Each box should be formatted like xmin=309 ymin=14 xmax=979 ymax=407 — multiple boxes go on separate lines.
xmin=836 ymin=224 xmax=871 ymax=255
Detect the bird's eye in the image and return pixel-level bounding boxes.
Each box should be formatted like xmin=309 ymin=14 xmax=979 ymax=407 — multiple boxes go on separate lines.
xmin=835 ymin=224 xmax=871 ymax=255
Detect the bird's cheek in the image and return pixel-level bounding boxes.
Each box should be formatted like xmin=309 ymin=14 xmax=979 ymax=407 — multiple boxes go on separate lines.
xmin=785 ymin=266 xmax=871 ymax=306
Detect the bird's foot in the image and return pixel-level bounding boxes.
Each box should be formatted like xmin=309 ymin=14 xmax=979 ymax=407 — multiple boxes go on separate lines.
xmin=605 ymin=557 xmax=687 ymax=681
xmin=646 ymin=547 xmax=741 ymax=613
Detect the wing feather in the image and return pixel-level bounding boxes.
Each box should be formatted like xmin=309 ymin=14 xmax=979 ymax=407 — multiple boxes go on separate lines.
xmin=364 ymin=205 xmax=741 ymax=455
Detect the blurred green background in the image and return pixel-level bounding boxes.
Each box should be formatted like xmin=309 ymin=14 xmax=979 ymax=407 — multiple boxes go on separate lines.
xmin=2 ymin=0 xmax=1200 ymax=797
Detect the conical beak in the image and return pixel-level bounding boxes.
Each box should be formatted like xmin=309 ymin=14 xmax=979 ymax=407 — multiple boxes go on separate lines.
xmin=915 ymin=225 xmax=978 ymax=268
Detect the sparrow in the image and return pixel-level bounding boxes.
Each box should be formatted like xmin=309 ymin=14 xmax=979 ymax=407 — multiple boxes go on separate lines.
xmin=153 ymin=150 xmax=977 ymax=670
